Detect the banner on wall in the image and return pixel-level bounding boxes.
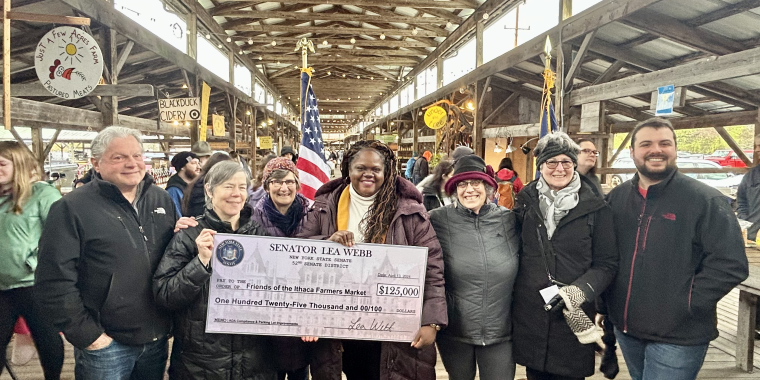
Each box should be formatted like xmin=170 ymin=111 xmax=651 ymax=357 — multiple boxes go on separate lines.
xmin=213 ymin=114 xmax=226 ymax=137
xmin=199 ymin=82 xmax=211 ymax=141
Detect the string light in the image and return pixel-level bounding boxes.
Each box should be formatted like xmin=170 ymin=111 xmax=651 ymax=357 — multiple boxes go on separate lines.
xmin=248 ymin=39 xmax=253 ymax=45
xmin=205 ymin=33 xmax=211 ymax=39
xmin=173 ymin=120 xmax=179 ymax=126
xmin=226 ymin=37 xmax=231 ymax=42
xmin=259 ymin=56 xmax=263 ymax=60
xmin=350 ymin=37 xmax=356 ymax=44
xmin=482 ymin=12 xmax=489 ymax=20
xmin=185 ymin=121 xmax=190 ymax=126
xmin=271 ymin=41 xmax=277 ymax=46
xmin=379 ymin=33 xmax=385 ymax=40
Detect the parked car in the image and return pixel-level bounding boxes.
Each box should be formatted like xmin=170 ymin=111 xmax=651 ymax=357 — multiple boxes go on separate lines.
xmin=704 ymin=149 xmax=754 ymax=167
xmin=610 ymin=158 xmax=743 ymax=198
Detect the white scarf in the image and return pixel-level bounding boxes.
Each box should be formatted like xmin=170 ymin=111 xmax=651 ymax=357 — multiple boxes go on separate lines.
xmin=537 ymin=172 xmax=581 ymax=240
xmin=348 ymin=185 xmax=377 ymax=243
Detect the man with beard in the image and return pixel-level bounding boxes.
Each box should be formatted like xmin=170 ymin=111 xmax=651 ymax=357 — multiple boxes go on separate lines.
xmin=166 ymin=151 xmax=200 ymax=217
xmin=605 ymin=117 xmax=748 ymax=380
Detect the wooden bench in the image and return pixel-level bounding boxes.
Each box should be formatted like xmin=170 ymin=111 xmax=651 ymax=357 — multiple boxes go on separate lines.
xmin=736 ymin=265 xmax=760 ymax=371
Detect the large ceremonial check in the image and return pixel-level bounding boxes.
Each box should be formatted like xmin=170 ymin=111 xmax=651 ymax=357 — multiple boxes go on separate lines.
xmin=205 ymin=233 xmax=428 ymax=342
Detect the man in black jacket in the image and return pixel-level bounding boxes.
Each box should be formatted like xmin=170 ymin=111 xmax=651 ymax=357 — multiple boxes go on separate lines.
xmin=606 ymin=118 xmax=748 ymax=380
xmin=36 ymin=126 xmax=196 ymax=380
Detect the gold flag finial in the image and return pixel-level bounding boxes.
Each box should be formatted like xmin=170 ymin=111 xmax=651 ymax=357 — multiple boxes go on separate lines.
xmin=295 ymin=38 xmax=315 ymax=70
xmin=543 ymin=36 xmax=552 ymax=59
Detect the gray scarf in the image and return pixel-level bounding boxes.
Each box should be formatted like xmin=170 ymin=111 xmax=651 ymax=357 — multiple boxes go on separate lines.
xmin=537 ymin=172 xmax=581 ymax=240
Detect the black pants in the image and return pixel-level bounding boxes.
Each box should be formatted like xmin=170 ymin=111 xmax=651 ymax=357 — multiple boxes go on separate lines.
xmin=525 ymin=367 xmax=584 ymax=380
xmin=0 ymin=286 xmax=64 ymax=380
xmin=278 ymin=366 xmax=309 ymax=380
xmin=342 ymin=340 xmax=381 ymax=380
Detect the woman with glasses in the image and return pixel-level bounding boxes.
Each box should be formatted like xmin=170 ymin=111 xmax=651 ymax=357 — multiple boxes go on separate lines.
xmin=512 ymin=132 xmax=618 ymax=380
xmin=576 ymin=138 xmax=603 ymax=196
xmin=299 ymin=140 xmax=446 ymax=380
xmin=429 ymin=155 xmax=519 ymax=380
xmin=250 ymin=157 xmax=341 ymax=380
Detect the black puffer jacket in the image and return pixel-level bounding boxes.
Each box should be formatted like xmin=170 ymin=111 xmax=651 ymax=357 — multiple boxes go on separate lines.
xmin=512 ymin=178 xmax=618 ymax=377
xmin=429 ymin=202 xmax=519 ymax=346
xmin=153 ymin=206 xmax=277 ymax=380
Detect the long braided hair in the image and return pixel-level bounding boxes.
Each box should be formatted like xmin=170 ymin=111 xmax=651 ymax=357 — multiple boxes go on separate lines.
xmin=340 ymin=140 xmax=399 ymax=244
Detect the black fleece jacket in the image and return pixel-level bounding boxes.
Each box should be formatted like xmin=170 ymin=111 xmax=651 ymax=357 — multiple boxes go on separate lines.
xmin=35 ymin=174 xmax=177 ymax=349
xmin=605 ymin=170 xmax=748 ymax=345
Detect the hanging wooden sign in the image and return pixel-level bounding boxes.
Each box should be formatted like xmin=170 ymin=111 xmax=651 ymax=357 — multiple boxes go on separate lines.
xmin=34 ymin=26 xmax=103 ymax=99
xmin=424 ymin=106 xmax=447 ymax=130
xmin=212 ymin=114 xmax=226 ymax=137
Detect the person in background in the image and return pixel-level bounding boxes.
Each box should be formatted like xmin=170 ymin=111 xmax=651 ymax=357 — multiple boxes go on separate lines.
xmin=412 ymin=150 xmax=432 ymax=185
xmin=251 ymin=157 xmax=342 ymax=380
xmin=451 ymin=146 xmax=474 ymax=163
xmin=36 ymin=126 xmax=196 ymax=380
xmin=73 ymin=168 xmax=94 ymax=189
xmin=0 ymin=141 xmax=64 ymax=380
xmin=248 ymin=153 xmax=278 ymax=209
xmin=281 ymin=146 xmax=298 ymax=164
xmin=495 ymin=158 xmax=523 ymax=209
xmin=737 ymin=133 xmax=760 ymax=240
xmin=405 ymin=151 xmax=418 ymax=181
xmin=182 ymin=152 xmax=233 ymax=218
xmin=606 ymin=118 xmax=748 ymax=380
xmin=166 ymin=151 xmax=200 ymax=217
xmin=299 ymin=140 xmax=446 ymax=380
xmin=154 ymin=161 xmax=276 ymax=379
xmin=576 ymin=139 xmax=602 ymax=196
xmin=512 ymin=132 xmax=618 ymax=380
xmin=191 ymin=141 xmax=213 ymax=166
xmin=430 ymin=155 xmax=519 ymax=380
xmin=422 ymin=160 xmax=455 ymax=211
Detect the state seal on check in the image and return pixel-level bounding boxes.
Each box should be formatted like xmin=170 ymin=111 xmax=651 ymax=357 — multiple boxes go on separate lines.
xmin=216 ymin=239 xmax=244 ymax=266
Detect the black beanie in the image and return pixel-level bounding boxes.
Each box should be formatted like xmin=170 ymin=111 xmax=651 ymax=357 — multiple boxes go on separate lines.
xmin=533 ymin=132 xmax=580 ymax=169
xmin=453 ymin=154 xmax=486 ymax=175
xmin=171 ymin=151 xmax=198 ymax=172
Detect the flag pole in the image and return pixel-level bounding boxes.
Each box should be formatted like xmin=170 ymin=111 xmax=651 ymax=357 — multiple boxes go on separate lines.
xmin=295 ymin=38 xmax=315 ymax=129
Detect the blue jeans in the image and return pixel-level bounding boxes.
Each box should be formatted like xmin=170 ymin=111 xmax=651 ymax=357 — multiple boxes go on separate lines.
xmin=74 ymin=336 xmax=168 ymax=380
xmin=614 ymin=328 xmax=708 ymax=380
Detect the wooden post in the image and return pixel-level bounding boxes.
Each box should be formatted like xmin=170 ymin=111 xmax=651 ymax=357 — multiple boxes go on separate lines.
xmin=737 ymin=290 xmax=757 ymax=372
xmin=755 ymin=109 xmax=760 ymax=166
xmin=102 ymin=28 xmax=119 ymax=125
xmin=186 ymin=13 xmax=197 ymax=60
xmin=412 ymin=110 xmax=419 ymax=155
xmin=475 ymin=21 xmax=484 ymax=68
xmin=3 ymin=0 xmax=11 ymax=130
xmin=473 ymin=80 xmax=484 ymax=157
xmin=436 ymin=56 xmax=444 ymax=89
xmin=31 ymin=128 xmax=44 ymax=170
xmin=231 ymin=97 xmax=238 ymax=151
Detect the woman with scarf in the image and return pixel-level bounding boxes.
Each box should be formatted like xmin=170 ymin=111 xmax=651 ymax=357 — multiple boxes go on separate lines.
xmin=511 ymin=132 xmax=618 ymax=380
xmin=299 ymin=140 xmax=447 ymax=380
xmin=251 ymin=157 xmax=341 ymax=380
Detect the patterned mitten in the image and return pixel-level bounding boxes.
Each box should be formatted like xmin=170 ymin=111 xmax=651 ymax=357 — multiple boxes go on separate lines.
xmin=558 ymin=285 xmax=587 ymax=312
xmin=559 ymin=285 xmax=600 ymax=344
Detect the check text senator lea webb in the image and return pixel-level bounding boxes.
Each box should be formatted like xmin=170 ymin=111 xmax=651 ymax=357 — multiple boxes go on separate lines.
xmin=269 ymin=243 xmax=373 ymax=257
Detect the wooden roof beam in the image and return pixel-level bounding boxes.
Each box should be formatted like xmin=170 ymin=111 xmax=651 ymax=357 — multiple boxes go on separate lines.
xmin=215 ymin=10 xmax=453 ymax=24
xmin=229 ymin=24 xmax=448 ymax=37
xmin=214 ymin=0 xmax=478 ymax=9
xmin=568 ymin=46 xmax=760 ymax=106
xmin=685 ymin=0 xmax=760 ymax=27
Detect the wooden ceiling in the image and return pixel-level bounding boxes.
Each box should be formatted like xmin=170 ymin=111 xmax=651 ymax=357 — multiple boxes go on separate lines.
xmin=202 ymin=0 xmax=485 ymax=133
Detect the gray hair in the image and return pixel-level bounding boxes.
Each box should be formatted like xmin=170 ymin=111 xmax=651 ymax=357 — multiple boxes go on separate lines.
xmin=91 ymin=126 xmax=143 ymax=160
xmin=204 ymin=161 xmax=251 ymax=209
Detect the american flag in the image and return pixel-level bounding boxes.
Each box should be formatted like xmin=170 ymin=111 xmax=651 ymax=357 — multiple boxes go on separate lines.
xmin=296 ymin=70 xmax=331 ymax=200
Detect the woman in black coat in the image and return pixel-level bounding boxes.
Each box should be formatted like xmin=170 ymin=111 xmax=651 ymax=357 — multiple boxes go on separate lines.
xmin=154 ymin=161 xmax=276 ymax=380
xmin=511 ymin=133 xmax=618 ymax=380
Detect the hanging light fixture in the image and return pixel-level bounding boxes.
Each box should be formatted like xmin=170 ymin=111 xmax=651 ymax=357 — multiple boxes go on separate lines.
xmin=494 ymin=139 xmax=503 ymax=153
xmin=467 ymin=101 xmax=475 ymax=110
xmin=181 ymin=83 xmax=188 ymax=89
xmin=226 ymin=36 xmax=232 ymax=42
xmin=505 ymin=136 xmax=514 ymax=153
xmin=173 ymin=120 xmax=179 ymax=126
xmin=271 ymin=40 xmax=277 ymax=46
xmin=483 ymin=12 xmax=489 ymax=20
xmin=184 ymin=121 xmax=191 ymax=127
xmin=412 ymin=27 xmax=418 ymax=35
xmin=205 ymin=33 xmax=211 ymax=39
xmin=248 ymin=39 xmax=253 ymax=45
xmin=350 ymin=37 xmax=356 ymax=44
xmin=322 ymin=40 xmax=328 ymax=46
xmin=379 ymin=33 xmax=385 ymax=40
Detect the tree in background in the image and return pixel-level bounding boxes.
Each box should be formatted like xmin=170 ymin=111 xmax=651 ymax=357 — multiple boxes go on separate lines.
xmin=613 ymin=125 xmax=754 ymax=155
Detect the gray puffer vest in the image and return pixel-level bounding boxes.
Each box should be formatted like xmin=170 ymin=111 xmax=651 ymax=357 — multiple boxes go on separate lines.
xmin=429 ymin=202 xmax=519 ymax=345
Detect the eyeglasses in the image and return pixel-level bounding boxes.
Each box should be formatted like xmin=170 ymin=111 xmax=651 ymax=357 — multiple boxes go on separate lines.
xmin=456 ymin=179 xmax=484 ymax=190
xmin=581 ymin=149 xmax=600 ymax=157
xmin=544 ymin=160 xmax=574 ymax=169
xmin=269 ymin=179 xmax=297 ymax=188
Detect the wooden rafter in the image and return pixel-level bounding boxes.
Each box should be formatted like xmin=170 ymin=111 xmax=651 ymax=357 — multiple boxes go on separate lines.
xmin=230 ymin=23 xmax=448 ymax=37
xmin=215 ymin=10 xmax=454 ymax=24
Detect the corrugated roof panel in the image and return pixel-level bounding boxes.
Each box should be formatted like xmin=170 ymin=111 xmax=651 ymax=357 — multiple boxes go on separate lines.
xmin=647 ymin=0 xmax=731 ymax=20
xmin=515 ymin=61 xmax=544 ymax=74
xmin=700 ymin=12 xmax=760 ymax=41
xmin=721 ymin=74 xmax=760 ymax=91
xmin=595 ymin=22 xmax=648 ymax=44
xmin=630 ymin=39 xmax=698 ymax=62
